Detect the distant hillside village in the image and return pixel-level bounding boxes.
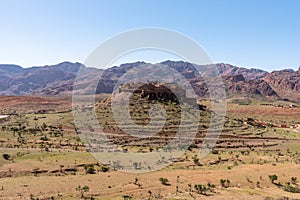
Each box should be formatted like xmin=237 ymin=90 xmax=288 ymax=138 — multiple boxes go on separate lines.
xmin=118 ymin=82 xmax=186 ymax=102
xmin=118 ymin=82 xmax=202 ymax=109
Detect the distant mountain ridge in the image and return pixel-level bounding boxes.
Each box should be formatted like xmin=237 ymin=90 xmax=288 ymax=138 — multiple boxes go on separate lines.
xmin=215 ymin=63 xmax=268 ymax=80
xmin=0 ymin=61 xmax=299 ymax=102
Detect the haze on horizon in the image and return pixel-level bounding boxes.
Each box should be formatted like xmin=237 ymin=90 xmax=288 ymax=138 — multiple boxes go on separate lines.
xmin=1 ymin=0 xmax=300 ymax=71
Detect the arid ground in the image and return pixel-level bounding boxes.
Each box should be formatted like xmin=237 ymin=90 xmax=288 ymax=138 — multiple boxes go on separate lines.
xmin=0 ymin=95 xmax=299 ymax=200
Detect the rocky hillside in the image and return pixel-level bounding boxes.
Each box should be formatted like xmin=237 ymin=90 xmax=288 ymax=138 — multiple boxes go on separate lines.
xmin=0 ymin=61 xmax=299 ymax=102
xmin=223 ymin=74 xmax=278 ymax=97
xmin=263 ymin=67 xmax=300 ymax=102
xmin=216 ymin=63 xmax=268 ymax=80
xmin=0 ymin=62 xmax=102 ymax=95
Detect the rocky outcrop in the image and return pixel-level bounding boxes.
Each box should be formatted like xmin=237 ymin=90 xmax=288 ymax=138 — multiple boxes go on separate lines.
xmin=263 ymin=69 xmax=300 ymax=102
xmin=223 ymin=75 xmax=278 ymax=97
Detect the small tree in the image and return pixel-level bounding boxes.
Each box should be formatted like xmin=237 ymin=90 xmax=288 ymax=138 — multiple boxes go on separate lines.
xmin=226 ymin=179 xmax=230 ymax=187
xmin=207 ymin=183 xmax=216 ymax=192
xmin=76 ymin=185 xmax=89 ymax=198
xmin=291 ymin=177 xmax=297 ymax=184
xmin=194 ymin=184 xmax=208 ymax=195
xmin=220 ymin=179 xmax=230 ymax=188
xmin=220 ymin=179 xmax=226 ymax=187
xmin=269 ymin=174 xmax=278 ymax=184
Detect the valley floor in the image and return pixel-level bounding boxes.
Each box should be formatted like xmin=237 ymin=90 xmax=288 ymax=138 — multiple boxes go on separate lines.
xmin=0 ymin=96 xmax=299 ymax=199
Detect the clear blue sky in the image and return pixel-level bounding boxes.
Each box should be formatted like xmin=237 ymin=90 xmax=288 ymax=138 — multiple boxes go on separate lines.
xmin=0 ymin=0 xmax=300 ymax=71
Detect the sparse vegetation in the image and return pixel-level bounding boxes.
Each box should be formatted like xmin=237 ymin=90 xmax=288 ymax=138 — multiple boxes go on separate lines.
xmin=84 ymin=164 xmax=96 ymax=174
xmin=0 ymin=95 xmax=300 ymax=199
xmin=159 ymin=177 xmax=170 ymax=186
xmin=2 ymin=153 xmax=11 ymax=160
xmin=101 ymin=165 xmax=109 ymax=172
xmin=291 ymin=177 xmax=297 ymax=184
xmin=76 ymin=185 xmax=90 ymax=199
xmin=220 ymin=179 xmax=230 ymax=188
xmin=269 ymin=174 xmax=278 ymax=184
xmin=193 ymin=156 xmax=199 ymax=165
xmin=284 ymin=183 xmax=300 ymax=193
xmin=194 ymin=183 xmax=216 ymax=195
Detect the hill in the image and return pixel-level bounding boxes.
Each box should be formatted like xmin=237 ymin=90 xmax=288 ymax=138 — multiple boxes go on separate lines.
xmin=0 ymin=61 xmax=299 ymax=102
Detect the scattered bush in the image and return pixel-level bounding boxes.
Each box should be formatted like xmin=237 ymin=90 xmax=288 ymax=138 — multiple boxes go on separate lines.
xmin=193 ymin=156 xmax=199 ymax=164
xmin=194 ymin=183 xmax=216 ymax=195
xmin=194 ymin=184 xmax=208 ymax=195
xmin=291 ymin=177 xmax=297 ymax=184
xmin=212 ymin=149 xmax=219 ymax=154
xmin=268 ymin=174 xmax=278 ymax=184
xmin=159 ymin=177 xmax=170 ymax=186
xmin=284 ymin=184 xmax=300 ymax=193
xmin=220 ymin=179 xmax=230 ymax=188
xmin=84 ymin=164 xmax=96 ymax=174
xmin=76 ymin=185 xmax=89 ymax=198
xmin=101 ymin=166 xmax=109 ymax=172
xmin=2 ymin=153 xmax=10 ymax=160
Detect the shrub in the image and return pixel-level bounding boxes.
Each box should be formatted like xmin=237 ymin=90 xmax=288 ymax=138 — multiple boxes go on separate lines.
xmin=269 ymin=174 xmax=278 ymax=184
xmin=159 ymin=177 xmax=170 ymax=186
xmin=2 ymin=153 xmax=10 ymax=160
xmin=84 ymin=164 xmax=96 ymax=174
xmin=220 ymin=179 xmax=230 ymax=188
xmin=193 ymin=156 xmax=199 ymax=164
xmin=291 ymin=177 xmax=297 ymax=184
xmin=284 ymin=184 xmax=300 ymax=193
xmin=194 ymin=183 xmax=216 ymax=195
xmin=212 ymin=149 xmax=219 ymax=154
xmin=76 ymin=185 xmax=90 ymax=198
xmin=194 ymin=184 xmax=207 ymax=195
xmin=101 ymin=166 xmax=109 ymax=172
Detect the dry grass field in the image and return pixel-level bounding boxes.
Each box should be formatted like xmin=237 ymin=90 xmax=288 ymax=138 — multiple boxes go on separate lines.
xmin=0 ymin=95 xmax=299 ymax=200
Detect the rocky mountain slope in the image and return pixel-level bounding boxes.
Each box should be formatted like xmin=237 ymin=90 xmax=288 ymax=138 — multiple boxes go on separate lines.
xmin=263 ymin=67 xmax=300 ymax=102
xmin=0 ymin=61 xmax=299 ymax=102
xmin=216 ymin=63 xmax=268 ymax=80
xmin=0 ymin=62 xmax=102 ymax=95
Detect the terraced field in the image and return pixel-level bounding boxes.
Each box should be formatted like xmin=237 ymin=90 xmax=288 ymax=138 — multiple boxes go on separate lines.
xmin=0 ymin=95 xmax=299 ymax=199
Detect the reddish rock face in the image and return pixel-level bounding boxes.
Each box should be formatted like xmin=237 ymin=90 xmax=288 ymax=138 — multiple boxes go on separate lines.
xmin=230 ymin=74 xmax=246 ymax=82
xmin=263 ymin=69 xmax=300 ymax=102
xmin=0 ymin=60 xmax=300 ymax=103
xmin=222 ymin=75 xmax=278 ymax=97
xmin=216 ymin=63 xmax=268 ymax=80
